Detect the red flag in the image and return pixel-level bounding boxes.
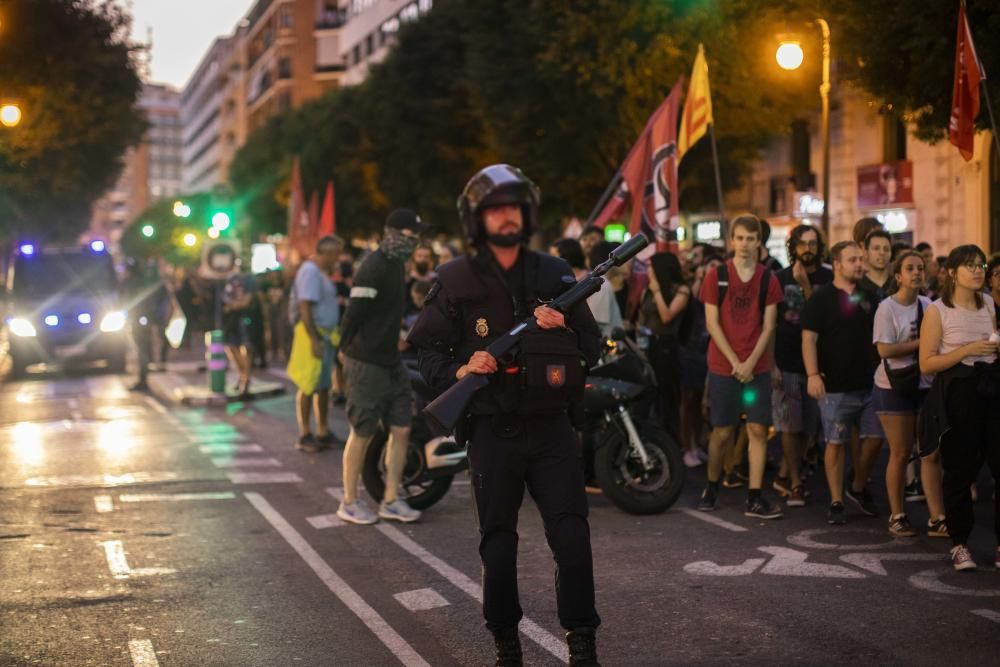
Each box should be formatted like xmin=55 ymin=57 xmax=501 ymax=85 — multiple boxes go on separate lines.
xmin=307 ymin=190 xmax=319 ymax=234
xmin=286 ymin=157 xmax=314 ymax=262
xmin=592 ymin=78 xmax=685 ymax=251
xmin=949 ymin=3 xmax=984 ymax=161
xmin=318 ymin=181 xmax=336 ymax=236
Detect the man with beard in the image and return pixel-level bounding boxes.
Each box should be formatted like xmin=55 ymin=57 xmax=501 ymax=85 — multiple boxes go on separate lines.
xmin=335 ymin=209 xmax=430 ymax=525
xmin=407 ymin=164 xmax=603 ymax=666
xmin=770 ymin=224 xmax=833 ymax=507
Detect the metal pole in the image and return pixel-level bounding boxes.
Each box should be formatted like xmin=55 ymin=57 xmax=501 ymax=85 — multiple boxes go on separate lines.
xmin=818 ymin=18 xmax=831 ymax=241
xmin=708 ymin=123 xmax=728 ymax=244
xmin=586 ymin=168 xmax=623 ymax=226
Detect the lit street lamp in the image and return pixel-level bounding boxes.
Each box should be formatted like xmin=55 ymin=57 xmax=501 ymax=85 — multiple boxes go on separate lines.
xmin=1 ymin=103 xmax=21 ymax=128
xmin=776 ymin=19 xmax=831 ymax=238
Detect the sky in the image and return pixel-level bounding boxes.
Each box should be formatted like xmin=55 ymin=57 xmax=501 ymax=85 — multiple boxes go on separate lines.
xmin=124 ymin=0 xmax=251 ymax=90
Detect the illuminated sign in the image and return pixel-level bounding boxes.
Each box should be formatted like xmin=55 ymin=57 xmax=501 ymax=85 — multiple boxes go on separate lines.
xmin=794 ymin=192 xmax=825 ymax=218
xmin=694 ymin=221 xmax=722 ymax=241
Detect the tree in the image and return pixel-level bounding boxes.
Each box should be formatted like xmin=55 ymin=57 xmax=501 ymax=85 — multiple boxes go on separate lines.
xmin=0 ymin=0 xmax=145 ymax=242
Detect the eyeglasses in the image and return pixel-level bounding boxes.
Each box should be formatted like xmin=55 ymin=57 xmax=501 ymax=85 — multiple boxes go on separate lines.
xmin=963 ymin=262 xmax=988 ymax=272
xmin=795 ymin=240 xmax=819 ymax=248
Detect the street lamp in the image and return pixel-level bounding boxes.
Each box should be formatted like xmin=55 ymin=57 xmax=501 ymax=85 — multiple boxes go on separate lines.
xmin=776 ymin=19 xmax=831 ymax=238
xmin=1 ymin=103 xmax=21 ymax=128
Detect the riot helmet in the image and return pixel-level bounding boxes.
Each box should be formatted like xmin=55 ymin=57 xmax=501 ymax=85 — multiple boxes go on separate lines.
xmin=457 ymin=164 xmax=540 ymax=246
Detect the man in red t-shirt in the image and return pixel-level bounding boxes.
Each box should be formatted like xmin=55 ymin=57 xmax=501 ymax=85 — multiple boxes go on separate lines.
xmin=697 ymin=215 xmax=784 ymax=519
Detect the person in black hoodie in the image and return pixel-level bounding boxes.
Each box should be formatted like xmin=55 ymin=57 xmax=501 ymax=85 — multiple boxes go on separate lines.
xmin=335 ymin=209 xmax=430 ymax=526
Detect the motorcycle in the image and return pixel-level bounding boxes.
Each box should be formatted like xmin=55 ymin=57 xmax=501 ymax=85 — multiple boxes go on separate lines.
xmin=362 ymin=332 xmax=685 ymax=515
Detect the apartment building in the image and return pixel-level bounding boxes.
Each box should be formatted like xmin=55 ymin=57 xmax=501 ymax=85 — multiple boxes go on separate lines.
xmin=181 ymin=36 xmax=237 ymax=193
xmin=340 ymin=0 xmax=432 ymax=86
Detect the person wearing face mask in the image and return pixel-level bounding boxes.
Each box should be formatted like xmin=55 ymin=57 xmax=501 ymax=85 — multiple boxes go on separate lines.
xmin=335 ymin=209 xmax=430 ymax=526
xmin=405 ymin=244 xmax=437 ymax=316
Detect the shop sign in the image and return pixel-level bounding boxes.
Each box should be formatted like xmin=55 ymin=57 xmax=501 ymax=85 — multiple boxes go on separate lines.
xmin=857 ymin=160 xmax=914 ymax=209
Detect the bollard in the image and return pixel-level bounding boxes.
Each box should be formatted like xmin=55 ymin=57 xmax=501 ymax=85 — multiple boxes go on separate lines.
xmin=206 ymin=330 xmax=227 ymax=393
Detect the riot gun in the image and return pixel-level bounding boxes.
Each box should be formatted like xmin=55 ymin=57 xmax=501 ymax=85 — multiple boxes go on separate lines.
xmin=422 ymin=233 xmax=649 ymax=434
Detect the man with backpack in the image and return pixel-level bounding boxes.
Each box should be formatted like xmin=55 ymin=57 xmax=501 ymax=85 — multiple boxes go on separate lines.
xmin=696 ymin=215 xmax=784 ymax=518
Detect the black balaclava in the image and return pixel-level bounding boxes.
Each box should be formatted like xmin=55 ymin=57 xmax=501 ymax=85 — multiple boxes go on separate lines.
xmin=382 ymin=227 xmax=420 ymax=261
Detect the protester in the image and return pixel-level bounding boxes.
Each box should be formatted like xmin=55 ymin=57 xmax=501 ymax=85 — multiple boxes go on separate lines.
xmin=588 ymin=242 xmax=625 ymax=337
xmin=696 ymin=215 xmax=784 ymax=518
xmin=852 ymin=216 xmax=884 ymax=247
xmin=918 ymin=244 xmax=1000 ymax=571
xmin=678 ymin=255 xmax=717 ymax=468
xmin=405 ymin=243 xmax=436 ymax=316
xmin=436 ymin=243 xmax=459 ymax=266
xmin=872 ymin=250 xmax=946 ymax=537
xmin=758 ymin=219 xmax=784 ymax=272
xmin=123 ymin=258 xmax=164 ymax=392
xmin=337 ymin=209 xmax=428 ymax=525
xmin=290 ymin=235 xmax=343 ymax=452
xmin=987 ymin=254 xmax=1000 ymax=322
xmin=221 ymin=270 xmax=258 ymax=396
xmin=802 ymin=241 xmax=883 ymax=525
xmin=637 ymin=252 xmax=690 ymax=442
xmin=771 ymin=224 xmax=832 ymax=507
xmin=578 ymin=224 xmax=604 ymax=266
xmin=860 ymin=229 xmax=896 ymax=299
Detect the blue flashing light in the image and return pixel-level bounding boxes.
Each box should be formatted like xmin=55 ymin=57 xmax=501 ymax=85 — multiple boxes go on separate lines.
xmin=90 ymin=240 xmax=106 ymax=253
xmin=19 ymin=243 xmax=35 ymax=256
xmin=44 ymin=315 xmax=59 ymax=327
xmin=78 ymin=313 xmax=92 ymax=325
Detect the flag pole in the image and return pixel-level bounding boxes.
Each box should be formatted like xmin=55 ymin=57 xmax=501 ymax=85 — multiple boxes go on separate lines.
xmin=708 ymin=123 xmax=727 ymax=240
xmin=586 ymin=168 xmax=623 ymax=225
xmin=980 ymin=80 xmax=1000 ymax=164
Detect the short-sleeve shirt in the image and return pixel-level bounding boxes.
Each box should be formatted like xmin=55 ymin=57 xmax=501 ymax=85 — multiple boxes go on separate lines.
xmin=932 ymin=294 xmax=998 ymax=366
xmin=801 ymin=283 xmax=880 ymax=393
xmin=699 ymin=261 xmax=783 ymax=376
xmin=774 ymin=264 xmax=834 ymax=373
xmin=872 ymin=295 xmax=934 ymax=390
xmin=292 ymin=260 xmax=339 ymax=330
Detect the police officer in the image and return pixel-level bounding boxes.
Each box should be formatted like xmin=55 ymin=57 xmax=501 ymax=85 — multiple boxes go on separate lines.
xmin=407 ymin=165 xmax=603 ymax=666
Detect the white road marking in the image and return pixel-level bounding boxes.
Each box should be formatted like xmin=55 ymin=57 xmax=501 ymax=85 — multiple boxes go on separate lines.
xmin=142 ymin=396 xmax=171 ymax=417
xmin=677 ymin=508 xmax=748 ymax=533
xmin=394 ymin=588 xmax=450 ymax=612
xmin=244 ymin=493 xmax=430 ymax=667
xmin=128 ymin=639 xmax=160 ymax=666
xmin=683 ymin=558 xmax=767 ymax=576
xmin=839 ymin=552 xmax=944 ymax=576
xmin=909 ymin=568 xmax=1000 ymax=597
xmin=307 ymin=514 xmax=346 ymax=529
xmin=971 ymin=609 xmax=1000 ymax=624
xmin=786 ymin=528 xmax=898 ymax=552
xmin=332 ymin=487 xmax=569 ymax=664
xmin=101 ymin=540 xmax=176 ymax=580
xmin=199 ymin=444 xmax=263 ymax=454
xmin=227 ymin=472 xmax=302 ymax=484
xmin=94 ymin=495 xmax=114 ymax=513
xmin=25 ymin=472 xmax=182 ymax=488
xmin=119 ymin=492 xmax=236 ymax=503
xmin=211 ymin=457 xmax=282 ymax=468
xmin=757 ymin=546 xmax=867 ymax=579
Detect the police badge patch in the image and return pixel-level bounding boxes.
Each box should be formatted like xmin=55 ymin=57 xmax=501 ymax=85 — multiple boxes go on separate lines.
xmin=547 ymin=364 xmax=566 ymax=387
xmin=475 ymin=318 xmax=489 ymax=338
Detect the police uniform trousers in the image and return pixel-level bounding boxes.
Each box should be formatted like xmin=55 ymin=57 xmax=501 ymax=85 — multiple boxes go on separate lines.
xmin=467 ymin=412 xmax=601 ymax=632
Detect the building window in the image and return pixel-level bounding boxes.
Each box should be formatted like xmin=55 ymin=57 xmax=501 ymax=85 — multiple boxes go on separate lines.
xmin=790 ymin=119 xmax=814 ymax=190
xmin=353 ymin=44 xmax=361 ymax=65
xmin=365 ymin=33 xmax=374 ymax=57
xmin=883 ymin=115 xmax=907 ymax=162
xmin=279 ymin=6 xmax=293 ymax=28
xmin=278 ymin=57 xmax=292 ymax=79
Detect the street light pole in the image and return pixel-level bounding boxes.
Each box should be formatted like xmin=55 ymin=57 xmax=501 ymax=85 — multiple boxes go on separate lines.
xmin=817 ymin=18 xmax=831 ymax=240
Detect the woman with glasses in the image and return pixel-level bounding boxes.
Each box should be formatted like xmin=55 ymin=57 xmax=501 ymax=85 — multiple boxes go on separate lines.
xmin=919 ymin=245 xmax=1000 ymax=571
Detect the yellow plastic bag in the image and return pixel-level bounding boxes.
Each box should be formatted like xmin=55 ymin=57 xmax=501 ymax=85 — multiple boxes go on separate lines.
xmin=287 ymin=322 xmax=322 ymax=395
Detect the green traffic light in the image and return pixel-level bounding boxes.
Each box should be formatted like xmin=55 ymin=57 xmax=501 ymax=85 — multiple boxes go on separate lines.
xmin=141 ymin=224 xmax=155 ymax=238
xmin=211 ymin=211 xmax=232 ymax=231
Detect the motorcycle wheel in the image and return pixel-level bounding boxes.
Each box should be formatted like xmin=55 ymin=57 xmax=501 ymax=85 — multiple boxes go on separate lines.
xmin=593 ymin=423 xmax=684 ymax=515
xmin=361 ymin=427 xmax=453 ymax=511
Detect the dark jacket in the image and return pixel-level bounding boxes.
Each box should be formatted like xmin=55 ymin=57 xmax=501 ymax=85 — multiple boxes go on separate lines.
xmin=339 ymin=249 xmax=406 ymax=367
xmin=407 ymin=248 xmax=601 ymax=415
xmin=919 ymin=361 xmax=1000 ymax=457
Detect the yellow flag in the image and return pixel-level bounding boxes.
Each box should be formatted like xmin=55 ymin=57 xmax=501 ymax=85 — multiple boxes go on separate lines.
xmin=678 ymin=44 xmax=714 ymax=164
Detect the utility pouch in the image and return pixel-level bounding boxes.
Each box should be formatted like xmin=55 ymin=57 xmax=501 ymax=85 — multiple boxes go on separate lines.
xmin=516 ymin=328 xmax=585 ymax=415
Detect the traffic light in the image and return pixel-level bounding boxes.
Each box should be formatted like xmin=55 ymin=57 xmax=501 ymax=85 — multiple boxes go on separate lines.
xmin=210 ymin=211 xmax=231 ymax=231
xmin=141 ymin=224 xmax=155 ymax=238
xmin=172 ymin=200 xmax=192 ymax=218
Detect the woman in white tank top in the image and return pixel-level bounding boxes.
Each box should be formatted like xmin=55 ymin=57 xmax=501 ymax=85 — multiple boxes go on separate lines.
xmin=919 ymin=245 xmax=1000 ymax=572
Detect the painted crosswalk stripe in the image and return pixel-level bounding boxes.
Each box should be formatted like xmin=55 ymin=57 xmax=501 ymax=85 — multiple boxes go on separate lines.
xmin=118 ymin=492 xmax=236 ymax=503
xmin=678 ymin=507 xmax=749 ymax=533
xmin=25 ymin=472 xmax=185 ymax=488
xmin=101 ymin=540 xmax=176 ymax=579
xmin=307 ymin=514 xmax=345 ymax=529
xmin=394 ymin=588 xmax=450 ymax=612
xmin=199 ymin=444 xmax=263 ymax=454
xmin=211 ymin=457 xmax=281 ymax=468
xmin=245 ymin=493 xmax=430 ymax=667
xmin=94 ymin=495 xmax=114 ymax=513
xmin=227 ymin=472 xmax=302 ymax=484
xmin=128 ymin=639 xmax=160 ymax=667
xmin=971 ymin=609 xmax=1000 ymax=624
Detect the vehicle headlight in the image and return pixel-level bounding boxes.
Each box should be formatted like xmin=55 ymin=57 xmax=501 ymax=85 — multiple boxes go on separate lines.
xmin=100 ymin=311 xmax=127 ymax=333
xmin=8 ymin=317 xmax=37 ymax=337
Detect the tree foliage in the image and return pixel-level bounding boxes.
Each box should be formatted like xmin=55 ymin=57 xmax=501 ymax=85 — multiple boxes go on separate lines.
xmin=0 ymin=0 xmax=145 ymax=242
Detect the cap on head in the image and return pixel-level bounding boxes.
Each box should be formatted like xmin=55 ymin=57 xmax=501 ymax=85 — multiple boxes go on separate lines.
xmin=457 ymin=164 xmax=540 ymax=245
xmin=385 ymin=208 xmax=430 ymax=235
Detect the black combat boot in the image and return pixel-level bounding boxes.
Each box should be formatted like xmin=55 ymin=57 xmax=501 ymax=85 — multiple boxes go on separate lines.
xmin=492 ymin=627 xmax=523 ymax=667
xmin=566 ymin=627 xmax=600 ymax=667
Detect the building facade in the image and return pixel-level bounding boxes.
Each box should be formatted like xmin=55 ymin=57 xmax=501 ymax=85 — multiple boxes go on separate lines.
xmin=180 ymin=36 xmax=237 ymax=193
xmin=340 ymin=0 xmax=432 ymax=86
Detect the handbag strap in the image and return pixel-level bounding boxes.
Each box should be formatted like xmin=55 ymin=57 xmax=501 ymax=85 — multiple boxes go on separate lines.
xmin=882 ymin=298 xmax=925 ymax=375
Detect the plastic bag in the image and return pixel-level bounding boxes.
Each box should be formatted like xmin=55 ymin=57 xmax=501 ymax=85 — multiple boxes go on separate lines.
xmin=286 ymin=322 xmax=322 ymax=395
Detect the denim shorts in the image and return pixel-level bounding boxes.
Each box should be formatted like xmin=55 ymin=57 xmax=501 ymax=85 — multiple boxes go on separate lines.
xmin=707 ymin=372 xmax=772 ymax=428
xmin=872 ymin=386 xmax=927 ymax=416
xmin=772 ymin=371 xmax=820 ymax=434
xmin=818 ymin=390 xmax=884 ymax=444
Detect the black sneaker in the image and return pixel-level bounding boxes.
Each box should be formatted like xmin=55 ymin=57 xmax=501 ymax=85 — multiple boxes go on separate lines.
xmin=316 ymin=433 xmax=341 ymax=449
xmin=745 ymin=496 xmax=783 ymax=519
xmin=888 ymin=514 xmax=918 ymax=537
xmin=904 ymin=478 xmax=925 ymax=502
xmin=295 ymin=433 xmax=320 ymax=453
xmin=722 ymin=470 xmax=744 ymax=488
xmin=845 ymin=485 xmax=879 ymax=517
xmin=697 ymin=484 xmax=718 ymax=511
xmin=827 ymin=501 xmax=847 ymax=525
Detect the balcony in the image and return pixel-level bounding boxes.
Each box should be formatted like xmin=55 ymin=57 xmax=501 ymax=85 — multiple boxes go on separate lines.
xmin=315 ymin=8 xmax=347 ymax=30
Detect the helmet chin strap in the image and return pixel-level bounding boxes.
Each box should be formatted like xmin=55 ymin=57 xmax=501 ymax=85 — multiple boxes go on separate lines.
xmin=485 ymin=232 xmax=523 ymax=248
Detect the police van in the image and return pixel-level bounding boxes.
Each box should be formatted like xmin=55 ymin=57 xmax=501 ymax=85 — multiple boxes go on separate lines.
xmin=1 ymin=242 xmax=128 ymax=377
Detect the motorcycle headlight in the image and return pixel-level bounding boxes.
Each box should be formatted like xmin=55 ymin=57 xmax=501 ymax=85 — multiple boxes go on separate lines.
xmin=100 ymin=311 xmax=127 ymax=333
xmin=8 ymin=317 xmax=37 ymax=337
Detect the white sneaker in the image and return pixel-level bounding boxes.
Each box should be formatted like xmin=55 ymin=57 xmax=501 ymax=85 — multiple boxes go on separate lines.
xmin=379 ymin=498 xmax=421 ymax=523
xmin=950 ymin=544 xmax=977 ymax=571
xmin=683 ymin=450 xmax=704 ymax=468
xmin=337 ymin=501 xmax=378 ymax=525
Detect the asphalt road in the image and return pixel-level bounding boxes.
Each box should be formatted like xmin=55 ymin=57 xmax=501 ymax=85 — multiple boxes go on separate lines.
xmin=2 ymin=367 xmax=999 ymax=666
